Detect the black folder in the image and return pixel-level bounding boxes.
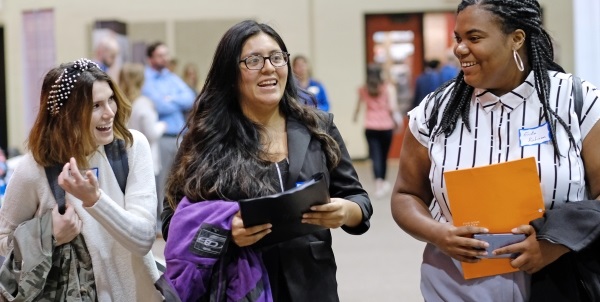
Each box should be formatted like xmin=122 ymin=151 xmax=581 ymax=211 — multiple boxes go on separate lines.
xmin=239 ymin=172 xmax=330 ymax=247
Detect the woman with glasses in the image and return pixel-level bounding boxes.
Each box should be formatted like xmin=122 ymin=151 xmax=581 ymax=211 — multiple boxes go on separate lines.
xmin=160 ymin=20 xmax=372 ymax=301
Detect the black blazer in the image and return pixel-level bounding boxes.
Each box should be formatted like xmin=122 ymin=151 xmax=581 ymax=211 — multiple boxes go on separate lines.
xmin=162 ymin=113 xmax=372 ymax=302
xmin=530 ymin=200 xmax=600 ymax=302
xmin=262 ymin=114 xmax=372 ymax=302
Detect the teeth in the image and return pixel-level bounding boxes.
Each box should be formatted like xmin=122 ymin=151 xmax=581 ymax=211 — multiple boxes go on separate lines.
xmin=259 ymin=80 xmax=276 ymax=86
xmin=462 ymin=62 xmax=476 ymax=67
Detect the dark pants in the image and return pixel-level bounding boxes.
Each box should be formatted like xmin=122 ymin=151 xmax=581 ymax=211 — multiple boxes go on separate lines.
xmin=365 ymin=129 xmax=393 ymax=180
xmin=156 ymin=135 xmax=179 ymax=233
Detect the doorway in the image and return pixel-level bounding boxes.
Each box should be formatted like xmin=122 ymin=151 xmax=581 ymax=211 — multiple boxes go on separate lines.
xmin=365 ymin=12 xmax=456 ymax=159
xmin=365 ymin=13 xmax=423 ymax=159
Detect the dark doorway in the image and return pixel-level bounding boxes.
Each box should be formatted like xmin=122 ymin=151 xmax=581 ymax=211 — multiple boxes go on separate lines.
xmin=0 ymin=26 xmax=6 ymax=152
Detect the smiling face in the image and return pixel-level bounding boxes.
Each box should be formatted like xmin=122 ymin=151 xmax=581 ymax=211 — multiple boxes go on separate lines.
xmin=238 ymin=32 xmax=288 ymax=118
xmin=453 ymin=5 xmax=525 ymax=96
xmin=90 ymin=81 xmax=117 ymax=146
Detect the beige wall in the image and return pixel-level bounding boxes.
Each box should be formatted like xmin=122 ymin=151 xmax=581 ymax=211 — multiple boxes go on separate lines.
xmin=2 ymin=0 xmax=574 ymax=158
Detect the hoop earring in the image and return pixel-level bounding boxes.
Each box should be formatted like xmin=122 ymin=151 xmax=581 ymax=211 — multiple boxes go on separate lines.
xmin=513 ymin=50 xmax=524 ymax=72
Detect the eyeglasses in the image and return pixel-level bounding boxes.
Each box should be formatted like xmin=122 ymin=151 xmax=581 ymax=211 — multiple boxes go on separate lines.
xmin=239 ymin=52 xmax=290 ymax=70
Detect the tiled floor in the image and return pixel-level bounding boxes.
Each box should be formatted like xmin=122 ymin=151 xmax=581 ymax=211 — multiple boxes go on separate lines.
xmin=152 ymin=160 xmax=425 ymax=301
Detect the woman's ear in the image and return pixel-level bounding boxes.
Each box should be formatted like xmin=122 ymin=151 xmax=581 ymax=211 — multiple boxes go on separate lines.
xmin=512 ymin=29 xmax=526 ymax=51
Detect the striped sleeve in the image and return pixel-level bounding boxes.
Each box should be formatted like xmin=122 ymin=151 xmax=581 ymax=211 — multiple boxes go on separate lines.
xmin=577 ymin=78 xmax=600 ymax=139
xmin=407 ymin=100 xmax=430 ymax=147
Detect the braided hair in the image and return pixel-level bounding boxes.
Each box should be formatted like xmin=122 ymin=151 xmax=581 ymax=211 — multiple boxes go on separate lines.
xmin=426 ymin=0 xmax=574 ymax=161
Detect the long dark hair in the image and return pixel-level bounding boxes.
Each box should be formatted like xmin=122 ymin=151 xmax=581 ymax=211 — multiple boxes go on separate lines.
xmin=165 ymin=20 xmax=341 ymax=208
xmin=366 ymin=64 xmax=383 ymax=97
xmin=427 ymin=0 xmax=572 ymax=160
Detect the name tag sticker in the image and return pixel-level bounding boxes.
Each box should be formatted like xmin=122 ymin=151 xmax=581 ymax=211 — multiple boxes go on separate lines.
xmin=519 ymin=123 xmax=551 ymax=147
xmin=89 ymin=167 xmax=99 ymax=179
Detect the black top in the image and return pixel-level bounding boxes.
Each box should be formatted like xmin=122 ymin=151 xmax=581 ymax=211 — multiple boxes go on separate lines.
xmin=269 ymin=158 xmax=289 ymax=193
xmin=161 ymin=113 xmax=372 ymax=302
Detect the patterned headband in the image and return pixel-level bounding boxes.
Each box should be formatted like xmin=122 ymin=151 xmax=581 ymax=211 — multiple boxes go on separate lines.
xmin=47 ymin=58 xmax=100 ymax=116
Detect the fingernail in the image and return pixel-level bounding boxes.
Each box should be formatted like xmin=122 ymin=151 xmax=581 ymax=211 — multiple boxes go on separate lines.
xmin=310 ymin=207 xmax=316 ymax=211
xmin=511 ymin=228 xmax=518 ymax=233
xmin=482 ymin=228 xmax=489 ymax=233
xmin=483 ymin=242 xmax=489 ymax=248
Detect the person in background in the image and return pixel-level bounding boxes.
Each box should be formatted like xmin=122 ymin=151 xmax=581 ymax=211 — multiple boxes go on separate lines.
xmin=161 ymin=20 xmax=372 ymax=301
xmin=439 ymin=51 xmax=460 ymax=83
xmin=182 ymin=62 xmax=201 ymax=94
xmin=167 ymin=58 xmax=178 ymax=74
xmin=120 ymin=63 xmax=167 ymax=180
xmin=0 ymin=148 xmax=7 ymax=181
xmin=142 ymin=42 xmax=196 ymax=236
xmin=412 ymin=59 xmax=442 ymax=109
xmin=292 ymin=55 xmax=331 ymax=111
xmin=93 ymin=35 xmax=120 ymax=73
xmin=353 ymin=64 xmax=397 ymax=199
xmin=391 ymin=0 xmax=600 ymax=301
xmin=0 ymin=148 xmax=7 ymax=202
xmin=0 ymin=59 xmax=162 ymax=301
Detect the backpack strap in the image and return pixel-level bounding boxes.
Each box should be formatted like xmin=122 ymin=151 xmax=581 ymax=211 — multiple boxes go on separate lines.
xmin=104 ymin=139 xmax=129 ymax=194
xmin=45 ymin=139 xmax=129 ymax=214
xmin=44 ymin=165 xmax=66 ymax=214
xmin=573 ymin=75 xmax=584 ymax=124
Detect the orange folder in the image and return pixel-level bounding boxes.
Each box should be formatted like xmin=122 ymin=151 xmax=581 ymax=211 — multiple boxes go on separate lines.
xmin=444 ymin=157 xmax=545 ymax=279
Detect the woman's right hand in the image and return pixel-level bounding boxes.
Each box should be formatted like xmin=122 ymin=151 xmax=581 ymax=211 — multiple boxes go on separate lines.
xmin=432 ymin=224 xmax=490 ymax=263
xmin=51 ymin=201 xmax=82 ymax=246
xmin=231 ymin=211 xmax=271 ymax=247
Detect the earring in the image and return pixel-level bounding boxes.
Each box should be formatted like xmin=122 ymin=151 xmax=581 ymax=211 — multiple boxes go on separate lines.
xmin=513 ymin=49 xmax=524 ymax=72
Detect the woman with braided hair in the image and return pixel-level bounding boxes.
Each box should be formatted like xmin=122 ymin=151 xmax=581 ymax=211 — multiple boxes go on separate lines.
xmin=391 ymin=0 xmax=600 ymax=300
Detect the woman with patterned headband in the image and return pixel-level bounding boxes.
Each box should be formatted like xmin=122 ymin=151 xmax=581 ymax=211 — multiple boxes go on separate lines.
xmin=391 ymin=0 xmax=600 ymax=301
xmin=0 ymin=59 xmax=163 ymax=301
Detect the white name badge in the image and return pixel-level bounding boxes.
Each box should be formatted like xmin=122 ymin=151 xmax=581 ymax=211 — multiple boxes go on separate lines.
xmin=308 ymin=86 xmax=320 ymax=95
xmin=519 ymin=123 xmax=551 ymax=147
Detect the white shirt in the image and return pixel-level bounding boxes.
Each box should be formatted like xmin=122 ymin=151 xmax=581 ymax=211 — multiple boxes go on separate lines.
xmin=409 ymin=71 xmax=600 ymax=301
xmin=0 ymin=130 xmax=162 ymax=301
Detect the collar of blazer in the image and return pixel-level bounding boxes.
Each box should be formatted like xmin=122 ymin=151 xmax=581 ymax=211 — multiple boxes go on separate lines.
xmin=285 ymin=117 xmax=311 ymax=189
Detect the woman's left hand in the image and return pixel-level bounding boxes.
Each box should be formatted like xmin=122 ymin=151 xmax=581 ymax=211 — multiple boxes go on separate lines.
xmin=492 ymin=224 xmax=569 ymax=274
xmin=58 ymin=157 xmax=101 ymax=207
xmin=302 ymin=198 xmax=359 ymax=229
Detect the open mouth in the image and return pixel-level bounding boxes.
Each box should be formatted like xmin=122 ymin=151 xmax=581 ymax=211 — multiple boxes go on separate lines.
xmin=258 ymin=79 xmax=277 ymax=87
xmin=461 ymin=62 xmax=477 ymax=68
xmin=96 ymin=126 xmax=112 ymax=132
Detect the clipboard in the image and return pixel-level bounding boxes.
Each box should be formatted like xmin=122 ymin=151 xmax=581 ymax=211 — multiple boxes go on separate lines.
xmin=239 ymin=172 xmax=330 ymax=247
xmin=444 ymin=157 xmax=545 ymax=279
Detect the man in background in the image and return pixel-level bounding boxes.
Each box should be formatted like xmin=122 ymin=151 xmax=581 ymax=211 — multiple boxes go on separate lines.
xmin=142 ymin=41 xmax=196 ymax=236
xmin=439 ymin=52 xmax=460 ymax=83
xmin=93 ymin=35 xmax=120 ymax=73
xmin=412 ymin=59 xmax=442 ymax=109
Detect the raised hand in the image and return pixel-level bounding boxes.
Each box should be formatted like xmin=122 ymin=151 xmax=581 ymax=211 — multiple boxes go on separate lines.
xmin=58 ymin=157 xmax=101 ymax=207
